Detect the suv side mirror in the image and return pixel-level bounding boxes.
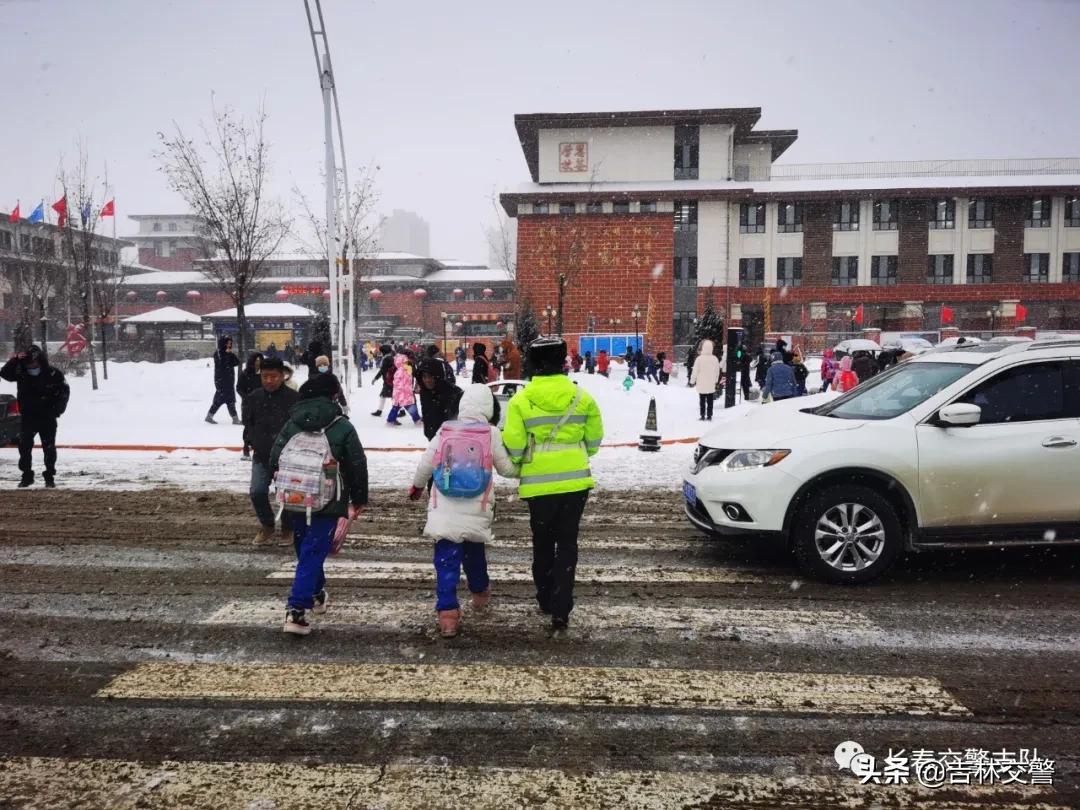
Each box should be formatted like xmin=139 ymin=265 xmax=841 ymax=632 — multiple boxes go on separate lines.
xmin=937 ymin=403 xmax=982 ymax=427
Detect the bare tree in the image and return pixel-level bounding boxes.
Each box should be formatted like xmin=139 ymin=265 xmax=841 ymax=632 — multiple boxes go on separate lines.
xmin=293 ymin=163 xmax=381 ymax=268
xmin=486 ymin=193 xmax=517 ymax=280
xmin=156 ymin=103 xmax=291 ymax=357
xmin=3 ymin=229 xmax=62 ymax=349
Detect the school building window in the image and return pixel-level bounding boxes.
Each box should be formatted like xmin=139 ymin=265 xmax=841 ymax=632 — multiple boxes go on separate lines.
xmin=1026 ymin=197 xmax=1051 ymax=228
xmin=776 ymin=201 xmax=803 ymax=233
xmin=674 ymin=201 xmax=698 ymax=231
xmin=739 ymin=203 xmax=765 ymax=234
xmin=969 ymin=198 xmax=994 ymax=229
xmin=777 ymin=257 xmax=802 ymax=287
xmin=927 ymin=254 xmax=955 ymax=284
xmin=873 ymin=200 xmax=899 ymax=231
xmin=1024 ymin=252 xmax=1049 ymax=283
xmin=674 ymin=256 xmax=698 ymax=287
xmin=967 ymin=254 xmax=992 ymax=284
xmin=928 ymin=199 xmax=955 ymax=230
xmin=738 ymin=257 xmax=765 ymax=287
xmin=831 ymin=256 xmax=858 ymax=286
xmin=833 ymin=200 xmax=860 ymax=231
xmin=870 ymin=255 xmax=897 ymax=286
xmin=1064 ymin=253 xmax=1080 ymax=283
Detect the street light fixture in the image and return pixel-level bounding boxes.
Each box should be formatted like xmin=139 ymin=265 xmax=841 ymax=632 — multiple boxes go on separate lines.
xmin=543 ymin=304 xmax=555 ymax=335
xmin=631 ymin=304 xmax=643 ymax=350
xmin=986 ymin=306 xmax=1000 ymax=333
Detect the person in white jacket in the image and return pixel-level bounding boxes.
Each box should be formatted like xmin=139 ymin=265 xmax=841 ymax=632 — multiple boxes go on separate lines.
xmin=408 ymin=383 xmax=519 ymax=637
xmin=689 ymin=338 xmax=722 ymax=421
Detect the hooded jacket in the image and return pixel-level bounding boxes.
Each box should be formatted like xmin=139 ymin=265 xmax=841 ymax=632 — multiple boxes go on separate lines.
xmin=418 ymin=358 xmax=463 ymax=440
xmin=269 ymin=396 xmax=368 ymax=518
xmin=852 ymin=352 xmax=878 ymax=384
xmin=412 ymin=384 xmax=519 ymax=543
xmin=689 ymin=339 xmax=722 ymax=395
xmin=236 ymin=353 xmax=263 ymax=401
xmin=392 ymin=354 xmax=416 ymax=407
xmin=762 ymin=351 xmax=798 ymax=400
xmin=243 ymin=381 xmax=299 ymax=465
xmin=471 ymin=343 xmax=490 ymax=384
xmin=820 ymin=350 xmax=838 ymax=384
xmin=213 ymin=336 xmax=239 ymax=394
xmin=502 ymin=374 xmax=603 ymax=499
xmin=0 ymin=348 xmax=69 ymax=420
xmin=833 ymin=356 xmax=860 ymax=393
xmin=500 ymin=339 xmax=522 ymax=379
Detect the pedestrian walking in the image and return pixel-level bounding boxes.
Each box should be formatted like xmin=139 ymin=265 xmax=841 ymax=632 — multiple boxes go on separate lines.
xmin=584 ymin=351 xmax=595 ymax=374
xmin=832 ymin=355 xmax=860 ymax=393
xmin=1 ymin=345 xmax=69 ymax=488
xmin=596 ymin=349 xmax=609 ymax=377
xmin=502 ymin=338 xmax=604 ymax=634
xmin=237 ymin=352 xmax=263 ymax=459
xmin=371 ymin=344 xmax=395 ymax=416
xmin=302 ymin=338 xmax=328 ymax=379
xmin=570 ymin=352 xmax=583 ymax=373
xmin=408 ymin=384 xmax=519 ymax=638
xmin=754 ymin=346 xmax=771 ymax=390
xmin=499 ymin=339 xmax=522 ymax=379
xmin=657 ymin=351 xmax=672 ymax=385
xmin=738 ymin=343 xmax=752 ymax=399
xmin=271 ymin=373 xmax=368 ymax=636
xmin=851 ymin=350 xmax=878 ymax=384
xmin=791 ymin=348 xmax=809 ymax=396
xmin=425 ymin=344 xmax=455 ymax=383
xmin=243 ymin=357 xmax=299 ymax=544
xmin=387 ymin=354 xmax=421 ymax=426
xmin=762 ymin=351 xmax=798 ymax=402
xmin=689 ymin=339 xmax=721 ymax=421
xmin=645 ymin=353 xmax=659 ymax=384
xmin=455 ymin=345 xmax=467 ymax=376
xmin=205 ymin=336 xmax=241 ymax=424
xmin=819 ymin=349 xmax=838 ymax=393
xmin=471 ymin=342 xmax=491 ymax=385
xmin=417 ymin=358 xmax=463 ymax=441
xmin=624 ymin=346 xmax=635 ymax=378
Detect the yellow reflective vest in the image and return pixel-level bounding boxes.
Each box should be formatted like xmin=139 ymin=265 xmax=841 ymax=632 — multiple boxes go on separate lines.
xmin=502 ymin=374 xmax=604 ymax=499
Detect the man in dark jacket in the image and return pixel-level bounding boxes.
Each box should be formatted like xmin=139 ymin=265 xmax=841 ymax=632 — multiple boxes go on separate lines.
xmin=271 ymin=373 xmax=368 ymax=635
xmin=851 ymin=350 xmax=878 ymax=383
xmin=471 ymin=342 xmax=490 ymax=384
xmin=417 ymin=358 xmax=463 ymax=441
xmin=1 ymin=345 xmax=70 ymax=488
xmin=738 ymin=343 xmax=752 ymax=400
xmin=371 ymin=344 xmax=395 ymax=416
xmin=237 ymin=352 xmax=263 ymax=459
xmin=206 ymin=335 xmax=240 ymax=424
xmin=243 ymin=357 xmax=300 ymax=543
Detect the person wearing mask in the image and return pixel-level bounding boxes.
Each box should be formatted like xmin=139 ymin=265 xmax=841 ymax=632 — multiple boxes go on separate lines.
xmin=1 ymin=345 xmax=69 ymax=488
xmin=371 ymin=344 xmax=395 ymax=416
xmin=243 ymin=357 xmax=299 ymax=544
xmin=471 ymin=342 xmax=491 ymax=385
xmin=762 ymin=350 xmax=798 ymax=402
xmin=689 ymin=339 xmax=721 ymax=421
xmin=205 ymin=335 xmax=241 ymax=425
xmin=832 ymin=356 xmax=860 ymax=393
xmin=791 ymin=348 xmax=809 ymax=396
xmin=270 ymin=373 xmax=368 ymax=636
xmin=313 ymin=354 xmax=348 ymax=411
xmin=237 ymin=352 xmax=264 ymax=459
xmin=302 ymin=338 xmax=327 ymax=379
xmin=851 ymin=350 xmax=878 ymax=383
xmin=417 ymin=358 xmax=463 ymax=441
xmin=502 ymin=338 xmax=603 ymax=635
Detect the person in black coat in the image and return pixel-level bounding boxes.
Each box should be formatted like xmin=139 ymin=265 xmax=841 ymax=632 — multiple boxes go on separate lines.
xmin=371 ymin=344 xmax=395 ymax=416
xmin=471 ymin=342 xmax=490 ymax=384
xmin=237 ymin=352 xmax=264 ymax=459
xmin=738 ymin=343 xmax=752 ymax=399
xmin=206 ymin=335 xmax=240 ymax=424
xmin=1 ymin=345 xmax=70 ymax=487
xmin=417 ymin=358 xmax=463 ymax=441
xmin=754 ymin=346 xmax=771 ymax=389
xmin=302 ymin=339 xmax=328 ymax=379
xmin=851 ymin=350 xmax=878 ymax=383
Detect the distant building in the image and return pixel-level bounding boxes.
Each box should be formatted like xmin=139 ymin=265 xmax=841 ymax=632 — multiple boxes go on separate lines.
xmin=126 ymin=214 xmax=216 ymax=272
xmin=378 ymin=209 xmax=430 ymax=257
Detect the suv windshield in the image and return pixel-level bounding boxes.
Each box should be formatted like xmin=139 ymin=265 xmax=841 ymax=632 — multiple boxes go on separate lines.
xmin=813 ymin=362 xmax=973 ymax=420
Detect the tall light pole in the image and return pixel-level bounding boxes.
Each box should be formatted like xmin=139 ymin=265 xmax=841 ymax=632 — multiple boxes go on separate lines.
xmin=543 ymin=304 xmax=555 ymax=335
xmin=631 ymin=304 xmax=642 ymax=350
xmin=304 ymin=0 xmax=353 ymax=388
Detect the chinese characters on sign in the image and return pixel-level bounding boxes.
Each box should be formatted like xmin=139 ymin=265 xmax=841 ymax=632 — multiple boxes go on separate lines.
xmin=559 ymin=142 xmax=588 ymax=173
xmin=835 ymin=741 xmax=1055 ymax=788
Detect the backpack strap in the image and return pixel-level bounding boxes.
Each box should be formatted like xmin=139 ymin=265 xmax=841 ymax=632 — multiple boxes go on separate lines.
xmin=540 ymin=387 xmax=584 ymax=454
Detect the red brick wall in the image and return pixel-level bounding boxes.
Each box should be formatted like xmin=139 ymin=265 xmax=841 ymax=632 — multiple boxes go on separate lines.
xmin=517 ymin=214 xmax=675 ymax=352
xmin=993 ymin=198 xmax=1026 ymax=283
xmin=136 ymin=247 xmax=204 ymax=272
xmin=897 ymin=199 xmax=929 ymax=284
xmin=729 ymin=283 xmax=1080 ymax=307
xmin=801 ymin=203 xmax=833 ymax=286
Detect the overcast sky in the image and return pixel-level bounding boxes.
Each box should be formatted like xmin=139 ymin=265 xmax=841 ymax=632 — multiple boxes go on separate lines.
xmin=2 ymin=0 xmax=1079 ymax=264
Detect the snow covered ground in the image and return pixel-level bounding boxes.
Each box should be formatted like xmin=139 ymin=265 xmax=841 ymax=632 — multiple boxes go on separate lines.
xmin=0 ymin=357 xmax=826 ymax=490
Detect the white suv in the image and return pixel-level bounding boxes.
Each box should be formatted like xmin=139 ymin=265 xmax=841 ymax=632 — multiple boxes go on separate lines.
xmin=683 ymin=339 xmax=1080 ymax=584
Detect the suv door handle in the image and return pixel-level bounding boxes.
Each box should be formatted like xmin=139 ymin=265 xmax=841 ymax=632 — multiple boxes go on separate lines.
xmin=1042 ymin=436 xmax=1078 ymax=448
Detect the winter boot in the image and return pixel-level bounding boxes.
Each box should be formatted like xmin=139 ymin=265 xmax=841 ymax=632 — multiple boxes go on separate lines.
xmin=437 ymin=609 xmax=461 ymax=638
xmin=312 ymin=589 xmax=330 ymax=615
xmin=204 ymin=412 xmax=216 ymax=424
xmin=17 ymin=471 xmax=33 ymax=488
xmin=470 ymin=587 xmax=491 ymax=610
xmin=43 ymin=473 xmax=55 ymax=489
xmin=370 ymin=409 xmax=383 ymax=417
xmin=283 ymin=608 xmax=311 ymax=636
xmin=550 ymin=617 xmax=569 ymax=636
xmin=253 ymin=525 xmax=275 ymax=545
xmin=279 ymin=525 xmax=294 ymax=546
xmin=231 ymin=415 xmax=242 ymax=425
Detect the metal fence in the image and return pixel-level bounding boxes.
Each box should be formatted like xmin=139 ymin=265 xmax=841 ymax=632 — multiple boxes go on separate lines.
xmin=768 ymin=157 xmax=1080 ymax=182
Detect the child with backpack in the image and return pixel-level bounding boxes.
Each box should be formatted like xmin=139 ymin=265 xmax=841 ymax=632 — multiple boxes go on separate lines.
xmin=270 ymin=374 xmax=368 ymax=636
xmin=387 ymin=353 xmax=421 ymax=426
xmin=832 ymin=355 xmax=860 ymax=393
xmin=408 ymin=383 xmax=519 ymax=638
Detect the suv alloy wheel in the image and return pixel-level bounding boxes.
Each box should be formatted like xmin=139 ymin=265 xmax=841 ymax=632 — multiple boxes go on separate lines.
xmin=793 ymin=485 xmax=903 ymax=584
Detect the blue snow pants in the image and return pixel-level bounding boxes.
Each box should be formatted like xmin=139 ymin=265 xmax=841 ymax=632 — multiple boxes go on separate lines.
xmin=433 ymin=538 xmax=489 ymax=612
xmin=288 ymin=515 xmax=337 ymax=610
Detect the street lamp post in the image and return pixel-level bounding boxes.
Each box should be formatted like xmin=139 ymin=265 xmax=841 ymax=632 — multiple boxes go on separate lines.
xmin=986 ymin=307 xmax=999 ymax=333
xmin=631 ymin=304 xmax=642 ymax=350
xmin=543 ymin=304 xmax=555 ymax=335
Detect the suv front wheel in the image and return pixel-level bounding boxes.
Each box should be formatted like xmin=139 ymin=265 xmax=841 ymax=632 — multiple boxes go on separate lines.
xmin=792 ymin=485 xmax=903 ymax=584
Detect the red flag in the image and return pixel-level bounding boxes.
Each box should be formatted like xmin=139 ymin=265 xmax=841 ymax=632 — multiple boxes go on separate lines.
xmin=1016 ymin=303 xmax=1028 ymax=323
xmin=941 ymin=305 xmax=955 ymax=325
xmin=8 ymin=202 xmax=19 ymax=222
xmin=100 ymin=199 xmax=115 ymax=218
xmin=52 ymin=195 xmax=67 ymax=228
xmin=854 ymin=304 xmax=865 ymax=326
xmin=799 ymin=305 xmax=810 ymax=329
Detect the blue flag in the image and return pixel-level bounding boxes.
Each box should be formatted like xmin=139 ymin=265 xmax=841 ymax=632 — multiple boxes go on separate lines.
xmin=27 ymin=202 xmax=44 ymax=223
xmin=80 ymin=203 xmax=91 ymax=226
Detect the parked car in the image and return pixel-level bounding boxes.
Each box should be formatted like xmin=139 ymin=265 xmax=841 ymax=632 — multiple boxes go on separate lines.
xmin=487 ymin=379 xmax=527 ymax=428
xmin=0 ymin=394 xmax=20 ymax=446
xmin=683 ymin=338 xmax=1080 ymax=584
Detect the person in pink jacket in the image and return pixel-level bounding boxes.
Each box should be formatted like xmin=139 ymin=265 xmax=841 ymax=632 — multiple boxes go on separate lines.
xmin=832 ymin=355 xmax=860 ymax=393
xmin=387 ymin=354 xmax=421 ymax=426
xmin=819 ymin=349 xmax=838 ymax=393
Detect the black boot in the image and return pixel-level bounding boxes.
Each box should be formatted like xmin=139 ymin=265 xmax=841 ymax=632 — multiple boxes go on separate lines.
xmin=17 ymin=472 xmax=34 ymax=488
xmin=43 ymin=473 xmax=55 ymax=489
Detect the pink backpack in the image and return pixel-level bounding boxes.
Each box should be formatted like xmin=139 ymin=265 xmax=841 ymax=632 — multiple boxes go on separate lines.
xmin=662 ymin=358 xmax=673 ymax=374
xmin=432 ymin=421 xmax=494 ymax=506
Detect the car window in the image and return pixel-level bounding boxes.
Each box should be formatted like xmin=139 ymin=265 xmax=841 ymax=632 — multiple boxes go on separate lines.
xmin=814 ymin=362 xmax=972 ymax=420
xmin=956 ymin=361 xmax=1075 ymax=424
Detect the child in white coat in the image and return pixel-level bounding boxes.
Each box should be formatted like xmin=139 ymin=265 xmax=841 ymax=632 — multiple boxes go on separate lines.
xmin=409 ymin=384 xmax=518 ymax=637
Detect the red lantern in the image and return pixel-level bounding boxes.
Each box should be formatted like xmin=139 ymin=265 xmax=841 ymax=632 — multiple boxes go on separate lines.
xmin=322 ymin=289 xmax=332 ymax=300
xmin=186 ymin=290 xmax=201 ymax=300
xmin=414 ymin=288 xmax=427 ymax=299
xmin=275 ymin=289 xmax=290 ymax=301
xmin=369 ymin=288 xmax=383 ymax=300
xmin=155 ymin=290 xmax=167 ymax=301
xmin=482 ymin=288 xmax=494 ymax=299
xmin=125 ymin=291 xmax=138 ymax=301
xmin=452 ymin=288 xmax=464 ymax=299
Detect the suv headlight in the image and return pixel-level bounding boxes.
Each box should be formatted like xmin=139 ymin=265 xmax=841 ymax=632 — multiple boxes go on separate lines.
xmin=725 ymin=449 xmax=790 ymax=470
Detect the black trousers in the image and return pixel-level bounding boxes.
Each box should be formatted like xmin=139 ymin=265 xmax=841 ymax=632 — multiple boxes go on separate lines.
xmin=698 ymin=393 xmax=715 ymax=419
xmin=209 ymin=388 xmax=237 ymax=417
xmin=526 ymin=490 xmax=589 ymax=621
xmin=19 ymin=416 xmax=57 ymax=475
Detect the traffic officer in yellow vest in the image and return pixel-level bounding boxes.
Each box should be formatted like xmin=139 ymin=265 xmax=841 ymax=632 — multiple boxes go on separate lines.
xmin=502 ymin=337 xmax=604 ymax=633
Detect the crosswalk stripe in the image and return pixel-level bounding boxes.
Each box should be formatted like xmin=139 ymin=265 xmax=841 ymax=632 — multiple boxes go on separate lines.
xmin=205 ymin=599 xmax=875 ymax=638
xmin=346 ymin=531 xmax=707 ymax=551
xmin=0 ymin=757 xmax=1058 ymax=810
xmin=97 ymin=661 xmax=970 ymax=716
xmin=265 ymin=559 xmax=774 ymax=583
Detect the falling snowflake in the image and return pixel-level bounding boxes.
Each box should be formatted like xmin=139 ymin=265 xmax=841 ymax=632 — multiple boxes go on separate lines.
xmin=789 ymin=579 xmax=803 ymax=591
xmin=651 ymin=263 xmax=665 ymax=279
xmin=779 ymin=286 xmax=790 ymax=299
xmin=1044 ymin=529 xmax=1057 ymax=541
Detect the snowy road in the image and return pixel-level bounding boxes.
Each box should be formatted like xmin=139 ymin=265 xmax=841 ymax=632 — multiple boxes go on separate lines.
xmin=0 ymin=488 xmax=1077 ymax=808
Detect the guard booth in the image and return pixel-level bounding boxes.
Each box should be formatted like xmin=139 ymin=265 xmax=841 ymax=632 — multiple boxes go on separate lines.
xmin=203 ymin=303 xmax=318 ymax=353
xmin=578 ymin=333 xmax=643 ymax=357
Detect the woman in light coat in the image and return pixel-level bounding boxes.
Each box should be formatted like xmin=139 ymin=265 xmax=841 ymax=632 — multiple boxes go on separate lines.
xmin=689 ymin=339 xmax=722 ymax=421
